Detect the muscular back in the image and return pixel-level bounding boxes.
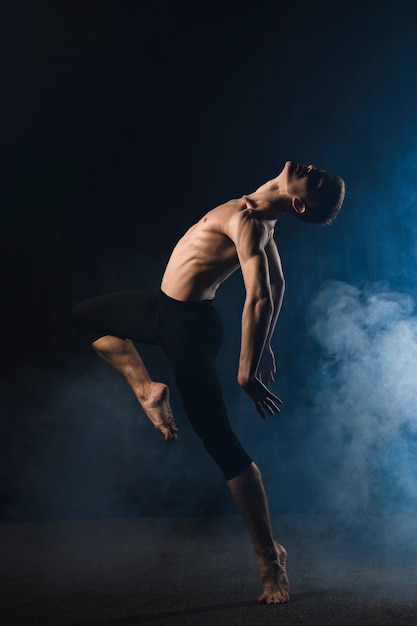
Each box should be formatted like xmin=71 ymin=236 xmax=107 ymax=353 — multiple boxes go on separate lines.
xmin=161 ymin=197 xmax=276 ymax=301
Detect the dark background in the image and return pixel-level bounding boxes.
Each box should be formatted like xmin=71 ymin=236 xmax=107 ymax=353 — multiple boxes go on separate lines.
xmin=2 ymin=0 xmax=417 ymax=529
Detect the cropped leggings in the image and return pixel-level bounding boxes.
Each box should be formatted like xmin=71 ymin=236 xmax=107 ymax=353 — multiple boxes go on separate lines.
xmin=72 ymin=290 xmax=252 ymax=480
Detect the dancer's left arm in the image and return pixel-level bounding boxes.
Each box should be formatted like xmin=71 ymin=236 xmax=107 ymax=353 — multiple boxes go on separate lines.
xmin=257 ymin=238 xmax=285 ymax=386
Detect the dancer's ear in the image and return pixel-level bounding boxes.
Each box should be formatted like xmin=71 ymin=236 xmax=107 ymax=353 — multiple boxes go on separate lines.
xmin=291 ymin=197 xmax=306 ymax=215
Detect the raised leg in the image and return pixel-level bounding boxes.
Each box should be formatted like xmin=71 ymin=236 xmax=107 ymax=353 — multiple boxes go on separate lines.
xmin=92 ymin=335 xmax=179 ymax=441
xmin=227 ymin=462 xmax=289 ymax=604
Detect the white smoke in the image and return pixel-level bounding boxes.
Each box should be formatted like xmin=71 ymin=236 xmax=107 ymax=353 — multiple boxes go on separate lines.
xmin=305 ymin=280 xmax=417 ymax=520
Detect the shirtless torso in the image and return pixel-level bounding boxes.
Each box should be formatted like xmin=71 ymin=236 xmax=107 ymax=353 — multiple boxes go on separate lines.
xmin=161 ymin=197 xmax=279 ymax=302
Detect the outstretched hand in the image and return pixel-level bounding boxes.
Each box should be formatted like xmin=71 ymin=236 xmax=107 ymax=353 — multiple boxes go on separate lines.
xmin=241 ymin=377 xmax=283 ymax=420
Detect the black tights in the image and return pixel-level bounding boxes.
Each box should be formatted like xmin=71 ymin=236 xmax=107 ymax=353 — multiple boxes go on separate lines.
xmin=72 ymin=290 xmax=252 ymax=479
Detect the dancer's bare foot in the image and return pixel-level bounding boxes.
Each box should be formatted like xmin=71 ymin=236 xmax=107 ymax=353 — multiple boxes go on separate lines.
xmin=256 ymin=542 xmax=289 ymax=604
xmin=141 ymin=382 xmax=178 ymax=442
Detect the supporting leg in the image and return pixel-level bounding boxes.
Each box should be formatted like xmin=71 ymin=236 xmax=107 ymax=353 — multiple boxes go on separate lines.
xmin=227 ymin=462 xmax=289 ymax=604
xmin=92 ymin=335 xmax=178 ymax=441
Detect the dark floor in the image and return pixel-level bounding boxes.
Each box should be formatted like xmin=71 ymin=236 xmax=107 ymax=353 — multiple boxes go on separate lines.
xmin=1 ymin=514 xmax=417 ymax=625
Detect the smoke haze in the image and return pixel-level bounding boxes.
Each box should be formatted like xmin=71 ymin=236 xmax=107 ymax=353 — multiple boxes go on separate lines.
xmin=298 ymin=280 xmax=417 ymax=551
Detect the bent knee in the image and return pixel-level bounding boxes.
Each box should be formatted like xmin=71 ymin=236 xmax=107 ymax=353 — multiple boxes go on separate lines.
xmin=203 ymin=434 xmax=253 ymax=480
xmin=71 ymin=300 xmax=104 ymax=344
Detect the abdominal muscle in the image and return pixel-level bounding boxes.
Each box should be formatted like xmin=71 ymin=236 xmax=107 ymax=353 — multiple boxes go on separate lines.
xmin=160 ymin=200 xmax=243 ymax=301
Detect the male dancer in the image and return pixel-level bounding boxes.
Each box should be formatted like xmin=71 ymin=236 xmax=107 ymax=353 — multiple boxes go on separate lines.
xmin=72 ymin=160 xmax=345 ymax=604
